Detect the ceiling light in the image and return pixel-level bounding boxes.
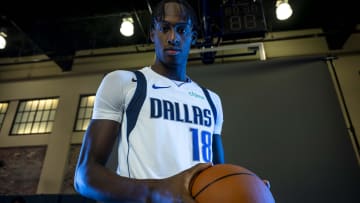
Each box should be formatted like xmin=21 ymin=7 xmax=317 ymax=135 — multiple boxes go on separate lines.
xmin=276 ymin=0 xmax=293 ymax=21
xmin=120 ymin=16 xmax=134 ymax=37
xmin=0 ymin=31 xmax=7 ymax=49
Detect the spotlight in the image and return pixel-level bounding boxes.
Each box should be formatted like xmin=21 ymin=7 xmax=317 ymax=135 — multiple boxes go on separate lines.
xmin=276 ymin=0 xmax=293 ymax=20
xmin=120 ymin=16 xmax=134 ymax=37
xmin=0 ymin=30 xmax=7 ymax=49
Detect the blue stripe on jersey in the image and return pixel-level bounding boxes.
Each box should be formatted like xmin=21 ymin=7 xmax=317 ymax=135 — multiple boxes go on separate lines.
xmin=201 ymin=87 xmax=217 ymax=124
xmin=126 ymin=71 xmax=147 ymax=139
xmin=125 ymin=71 xmax=147 ymax=177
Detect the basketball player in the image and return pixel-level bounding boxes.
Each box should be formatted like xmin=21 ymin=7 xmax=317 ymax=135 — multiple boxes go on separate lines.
xmin=74 ymin=0 xmax=225 ymax=202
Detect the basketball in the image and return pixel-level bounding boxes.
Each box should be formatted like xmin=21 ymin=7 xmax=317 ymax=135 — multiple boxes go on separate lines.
xmin=191 ymin=164 xmax=275 ymax=203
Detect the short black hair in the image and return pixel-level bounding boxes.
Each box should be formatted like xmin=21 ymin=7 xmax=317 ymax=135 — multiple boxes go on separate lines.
xmin=151 ymin=0 xmax=199 ymax=31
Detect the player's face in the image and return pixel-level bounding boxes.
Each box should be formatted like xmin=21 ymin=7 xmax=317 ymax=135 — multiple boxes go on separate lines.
xmin=151 ymin=2 xmax=195 ymax=68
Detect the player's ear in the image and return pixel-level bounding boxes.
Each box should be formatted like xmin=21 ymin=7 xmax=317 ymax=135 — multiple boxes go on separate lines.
xmin=191 ymin=31 xmax=198 ymax=45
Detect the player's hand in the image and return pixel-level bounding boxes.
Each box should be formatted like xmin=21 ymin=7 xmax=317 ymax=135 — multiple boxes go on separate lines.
xmin=151 ymin=163 xmax=211 ymax=203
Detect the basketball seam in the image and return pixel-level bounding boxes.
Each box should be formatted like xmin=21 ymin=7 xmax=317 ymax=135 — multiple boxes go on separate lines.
xmin=193 ymin=172 xmax=255 ymax=199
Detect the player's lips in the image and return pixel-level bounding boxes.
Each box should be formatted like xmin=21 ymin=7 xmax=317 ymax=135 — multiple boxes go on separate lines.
xmin=164 ymin=48 xmax=181 ymax=55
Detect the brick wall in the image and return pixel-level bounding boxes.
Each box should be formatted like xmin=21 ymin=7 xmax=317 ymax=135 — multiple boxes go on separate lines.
xmin=62 ymin=144 xmax=81 ymax=194
xmin=0 ymin=146 xmax=46 ymax=195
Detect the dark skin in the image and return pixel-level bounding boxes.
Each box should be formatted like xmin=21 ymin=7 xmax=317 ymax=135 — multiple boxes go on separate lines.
xmin=150 ymin=5 xmax=194 ymax=81
xmin=74 ymin=2 xmax=223 ymax=203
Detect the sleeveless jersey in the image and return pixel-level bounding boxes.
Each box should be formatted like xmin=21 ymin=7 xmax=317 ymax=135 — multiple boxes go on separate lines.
xmin=92 ymin=67 xmax=223 ymax=179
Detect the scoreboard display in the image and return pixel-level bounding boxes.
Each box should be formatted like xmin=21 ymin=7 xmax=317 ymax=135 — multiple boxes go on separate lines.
xmin=221 ymin=0 xmax=267 ymax=39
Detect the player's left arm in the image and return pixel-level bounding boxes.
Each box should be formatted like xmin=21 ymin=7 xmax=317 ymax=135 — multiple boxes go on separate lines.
xmin=211 ymin=91 xmax=225 ymax=165
xmin=212 ymin=134 xmax=225 ymax=164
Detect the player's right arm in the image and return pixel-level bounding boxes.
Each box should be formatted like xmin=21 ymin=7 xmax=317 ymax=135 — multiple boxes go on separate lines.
xmin=74 ymin=118 xmax=151 ymax=201
xmin=74 ymin=120 xmax=210 ymax=202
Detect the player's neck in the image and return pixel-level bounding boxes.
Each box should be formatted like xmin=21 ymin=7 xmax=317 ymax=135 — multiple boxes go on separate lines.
xmin=151 ymin=62 xmax=187 ymax=81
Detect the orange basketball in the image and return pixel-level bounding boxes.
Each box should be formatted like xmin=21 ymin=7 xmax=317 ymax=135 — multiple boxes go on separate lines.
xmin=191 ymin=164 xmax=275 ymax=203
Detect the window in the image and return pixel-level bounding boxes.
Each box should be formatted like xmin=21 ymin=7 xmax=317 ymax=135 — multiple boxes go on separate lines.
xmin=11 ymin=98 xmax=59 ymax=135
xmin=0 ymin=102 xmax=9 ymax=130
xmin=74 ymin=95 xmax=95 ymax=131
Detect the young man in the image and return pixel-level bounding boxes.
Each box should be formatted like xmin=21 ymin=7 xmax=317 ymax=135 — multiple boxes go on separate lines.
xmin=74 ymin=0 xmax=224 ymax=202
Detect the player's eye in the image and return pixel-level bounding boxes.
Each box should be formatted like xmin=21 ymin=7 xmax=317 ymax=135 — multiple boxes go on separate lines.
xmin=159 ymin=24 xmax=171 ymax=33
xmin=176 ymin=26 xmax=187 ymax=34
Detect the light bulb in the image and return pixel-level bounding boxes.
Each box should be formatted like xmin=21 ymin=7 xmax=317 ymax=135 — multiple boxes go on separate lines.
xmin=120 ymin=17 xmax=134 ymax=37
xmin=276 ymin=2 xmax=293 ymax=20
xmin=0 ymin=35 xmax=6 ymax=49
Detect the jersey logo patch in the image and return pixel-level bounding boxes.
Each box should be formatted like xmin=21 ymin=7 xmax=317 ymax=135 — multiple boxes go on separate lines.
xmin=152 ymin=84 xmax=171 ymax=89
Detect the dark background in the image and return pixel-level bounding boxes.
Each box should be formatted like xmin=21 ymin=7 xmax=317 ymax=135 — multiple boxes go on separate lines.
xmin=189 ymin=57 xmax=360 ymax=203
xmin=1 ymin=0 xmax=359 ymax=70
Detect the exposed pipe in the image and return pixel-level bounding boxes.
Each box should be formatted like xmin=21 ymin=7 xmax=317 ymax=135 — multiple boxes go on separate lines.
xmin=145 ymin=0 xmax=153 ymax=15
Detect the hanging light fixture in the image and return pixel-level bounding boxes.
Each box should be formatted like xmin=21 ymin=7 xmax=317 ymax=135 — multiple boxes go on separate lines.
xmin=276 ymin=0 xmax=293 ymax=21
xmin=120 ymin=16 xmax=134 ymax=37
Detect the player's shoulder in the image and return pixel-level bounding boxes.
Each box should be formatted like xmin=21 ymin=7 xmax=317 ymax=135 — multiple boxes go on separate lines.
xmin=104 ymin=69 xmax=135 ymax=82
xmin=205 ymin=88 xmax=218 ymax=96
xmin=197 ymin=85 xmax=219 ymax=99
xmin=201 ymin=86 xmax=222 ymax=105
xmin=104 ymin=67 xmax=149 ymax=82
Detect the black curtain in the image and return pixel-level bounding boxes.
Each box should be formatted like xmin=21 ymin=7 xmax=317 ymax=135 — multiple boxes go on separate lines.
xmin=189 ymin=56 xmax=360 ymax=203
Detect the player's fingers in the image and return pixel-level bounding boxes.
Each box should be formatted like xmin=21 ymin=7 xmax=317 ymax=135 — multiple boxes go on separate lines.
xmin=189 ymin=163 xmax=212 ymax=175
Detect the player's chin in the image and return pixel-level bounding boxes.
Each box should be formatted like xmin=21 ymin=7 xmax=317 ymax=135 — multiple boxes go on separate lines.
xmin=164 ymin=57 xmax=184 ymax=67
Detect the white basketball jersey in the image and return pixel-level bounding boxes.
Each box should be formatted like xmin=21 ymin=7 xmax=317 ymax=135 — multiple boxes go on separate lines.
xmin=92 ymin=67 xmax=223 ymax=179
